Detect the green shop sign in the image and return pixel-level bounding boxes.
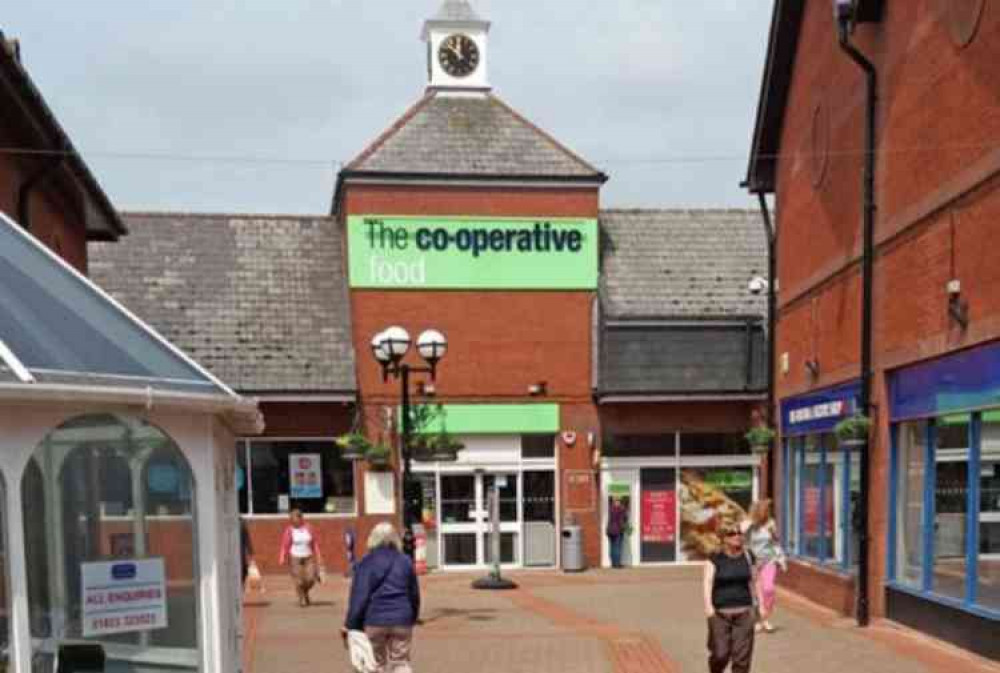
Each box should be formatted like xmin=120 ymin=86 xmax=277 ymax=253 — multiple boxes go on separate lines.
xmin=703 ymin=470 xmax=753 ymax=491
xmin=404 ymin=403 xmax=560 ymax=435
xmin=347 ymin=215 xmax=598 ymax=290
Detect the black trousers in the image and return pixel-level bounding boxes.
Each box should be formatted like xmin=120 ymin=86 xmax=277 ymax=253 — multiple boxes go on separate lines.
xmin=707 ymin=609 xmax=755 ymax=673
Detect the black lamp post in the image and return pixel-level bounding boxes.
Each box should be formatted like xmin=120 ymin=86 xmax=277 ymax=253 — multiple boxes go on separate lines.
xmin=371 ymin=326 xmax=448 ymax=560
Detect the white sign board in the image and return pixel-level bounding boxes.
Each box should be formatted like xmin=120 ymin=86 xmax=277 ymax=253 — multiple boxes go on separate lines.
xmin=365 ymin=471 xmax=396 ymax=515
xmin=290 ymin=453 xmax=322 ymax=498
xmin=82 ymin=558 xmax=168 ymax=637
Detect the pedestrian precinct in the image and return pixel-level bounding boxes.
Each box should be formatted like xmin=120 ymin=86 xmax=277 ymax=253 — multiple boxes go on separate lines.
xmin=343 ymin=522 xmax=421 ymax=673
xmin=278 ymin=508 xmax=324 ymax=607
xmin=606 ymin=497 xmax=629 ymax=568
xmin=742 ymin=499 xmax=786 ymax=633
xmin=703 ymin=522 xmax=761 ymax=673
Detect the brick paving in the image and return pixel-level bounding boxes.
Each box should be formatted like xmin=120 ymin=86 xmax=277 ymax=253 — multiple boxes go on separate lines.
xmin=242 ymin=568 xmax=999 ymax=673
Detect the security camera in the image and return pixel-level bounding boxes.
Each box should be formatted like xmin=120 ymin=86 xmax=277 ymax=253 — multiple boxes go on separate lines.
xmin=748 ymin=276 xmax=769 ymax=295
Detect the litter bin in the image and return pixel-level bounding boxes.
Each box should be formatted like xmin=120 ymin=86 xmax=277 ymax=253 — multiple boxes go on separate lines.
xmin=561 ymin=524 xmax=585 ymax=572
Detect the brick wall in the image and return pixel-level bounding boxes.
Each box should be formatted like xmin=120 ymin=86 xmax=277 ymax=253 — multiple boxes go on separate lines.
xmin=771 ymin=1 xmax=1000 ymax=619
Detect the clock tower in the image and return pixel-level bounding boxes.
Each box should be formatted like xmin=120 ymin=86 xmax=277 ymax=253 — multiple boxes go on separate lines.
xmin=422 ymin=0 xmax=491 ymax=92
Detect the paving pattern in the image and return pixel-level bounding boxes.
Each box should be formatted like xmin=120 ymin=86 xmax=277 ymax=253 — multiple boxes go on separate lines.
xmin=242 ymin=567 xmax=999 ymax=673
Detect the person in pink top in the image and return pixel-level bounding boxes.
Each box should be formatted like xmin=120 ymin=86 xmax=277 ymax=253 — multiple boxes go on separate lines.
xmin=279 ymin=509 xmax=323 ymax=607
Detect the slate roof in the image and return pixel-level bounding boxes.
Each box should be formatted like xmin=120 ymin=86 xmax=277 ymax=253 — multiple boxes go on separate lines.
xmin=343 ymin=92 xmax=606 ymax=180
xmin=88 ymin=214 xmax=357 ymax=395
xmin=431 ymin=0 xmax=484 ymax=23
xmin=599 ymin=209 xmax=768 ymax=319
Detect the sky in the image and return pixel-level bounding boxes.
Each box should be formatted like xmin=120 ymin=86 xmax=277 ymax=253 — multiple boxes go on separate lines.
xmin=4 ymin=1 xmax=774 ymax=215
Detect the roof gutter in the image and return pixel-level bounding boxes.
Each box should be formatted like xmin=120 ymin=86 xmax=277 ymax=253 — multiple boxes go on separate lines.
xmin=0 ymin=382 xmax=264 ymax=435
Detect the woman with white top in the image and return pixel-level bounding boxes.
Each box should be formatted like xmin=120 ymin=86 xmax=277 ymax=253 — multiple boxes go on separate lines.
xmin=279 ymin=509 xmax=324 ymax=607
xmin=742 ymin=499 xmax=787 ymax=633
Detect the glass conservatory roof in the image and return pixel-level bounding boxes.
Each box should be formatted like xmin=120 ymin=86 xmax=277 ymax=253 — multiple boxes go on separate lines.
xmin=0 ymin=212 xmax=229 ymax=395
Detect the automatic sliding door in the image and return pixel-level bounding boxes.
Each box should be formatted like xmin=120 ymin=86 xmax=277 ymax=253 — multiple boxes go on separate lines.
xmin=440 ymin=474 xmax=478 ymax=566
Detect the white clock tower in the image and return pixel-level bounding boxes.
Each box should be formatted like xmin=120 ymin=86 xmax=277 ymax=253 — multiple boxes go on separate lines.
xmin=422 ymin=0 xmax=491 ymax=92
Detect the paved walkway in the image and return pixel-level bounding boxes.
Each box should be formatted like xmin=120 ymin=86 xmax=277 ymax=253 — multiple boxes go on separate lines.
xmin=242 ymin=567 xmax=999 ymax=673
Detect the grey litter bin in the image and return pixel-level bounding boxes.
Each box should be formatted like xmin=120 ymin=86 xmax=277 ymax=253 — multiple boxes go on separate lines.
xmin=561 ymin=524 xmax=586 ymax=572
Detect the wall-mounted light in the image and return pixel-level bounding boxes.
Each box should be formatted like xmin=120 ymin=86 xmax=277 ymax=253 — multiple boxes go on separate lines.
xmin=948 ymin=279 xmax=969 ymax=330
xmin=805 ymin=358 xmax=821 ymax=380
xmin=528 ymin=381 xmax=547 ymax=396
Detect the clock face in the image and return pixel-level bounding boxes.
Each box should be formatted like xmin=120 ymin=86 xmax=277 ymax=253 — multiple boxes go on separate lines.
xmin=438 ymin=34 xmax=480 ymax=78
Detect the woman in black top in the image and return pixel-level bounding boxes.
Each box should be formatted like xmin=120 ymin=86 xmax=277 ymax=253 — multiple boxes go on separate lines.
xmin=702 ymin=523 xmax=761 ymax=673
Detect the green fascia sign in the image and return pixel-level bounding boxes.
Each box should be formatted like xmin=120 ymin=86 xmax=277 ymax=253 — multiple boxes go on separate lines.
xmin=347 ymin=215 xmax=598 ymax=290
xmin=608 ymin=483 xmax=631 ymax=497
xmin=703 ymin=470 xmax=753 ymax=491
xmin=405 ymin=403 xmax=560 ymax=435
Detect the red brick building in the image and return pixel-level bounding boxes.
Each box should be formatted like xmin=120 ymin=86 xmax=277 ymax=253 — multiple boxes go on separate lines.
xmin=92 ymin=0 xmax=768 ymax=577
xmin=746 ymin=0 xmax=999 ymax=658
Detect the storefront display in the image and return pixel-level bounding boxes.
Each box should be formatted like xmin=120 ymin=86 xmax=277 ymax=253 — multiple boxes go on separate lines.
xmin=679 ymin=468 xmax=752 ymax=561
xmin=888 ymin=341 xmax=1000 ymax=620
xmin=238 ymin=440 xmax=356 ymax=515
xmin=781 ymin=381 xmax=862 ymax=571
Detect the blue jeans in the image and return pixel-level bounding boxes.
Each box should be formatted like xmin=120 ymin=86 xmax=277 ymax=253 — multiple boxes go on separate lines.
xmin=609 ymin=534 xmax=624 ymax=568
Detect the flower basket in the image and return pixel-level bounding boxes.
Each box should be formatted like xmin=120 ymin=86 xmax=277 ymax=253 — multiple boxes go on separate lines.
xmin=335 ymin=432 xmax=370 ymax=461
xmin=364 ymin=443 xmax=393 ymax=471
xmin=744 ymin=426 xmax=776 ymax=454
xmin=430 ymin=433 xmax=464 ymax=463
xmin=835 ymin=414 xmax=871 ymax=448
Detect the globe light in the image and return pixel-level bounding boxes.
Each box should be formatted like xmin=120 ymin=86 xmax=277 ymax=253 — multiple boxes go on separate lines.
xmin=417 ymin=329 xmax=448 ymax=364
xmin=382 ymin=325 xmax=411 ymax=359
xmin=371 ymin=331 xmax=391 ymax=363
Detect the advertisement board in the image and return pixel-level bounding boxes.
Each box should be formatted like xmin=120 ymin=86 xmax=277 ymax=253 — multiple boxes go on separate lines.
xmin=82 ymin=558 xmax=168 ymax=637
xmin=347 ymin=215 xmax=599 ymax=290
xmin=641 ymin=489 xmax=676 ymax=543
xmin=290 ymin=454 xmax=322 ymax=499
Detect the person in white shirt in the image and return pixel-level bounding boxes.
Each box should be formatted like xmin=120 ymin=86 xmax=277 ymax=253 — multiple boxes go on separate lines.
xmin=279 ymin=509 xmax=324 ymax=607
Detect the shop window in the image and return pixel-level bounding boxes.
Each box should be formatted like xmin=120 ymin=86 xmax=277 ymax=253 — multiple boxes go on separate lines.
xmin=784 ymin=439 xmax=799 ymax=554
xmin=521 ymin=434 xmax=556 ymax=460
xmin=605 ymin=434 xmax=675 ymax=458
xmin=680 ymin=433 xmax=748 ymax=456
xmin=679 ymin=467 xmax=752 ymax=561
xmin=933 ymin=416 xmax=971 ymax=601
xmin=523 ymin=471 xmax=555 ymax=523
xmin=23 ymin=414 xmax=199 ymax=672
xmin=800 ymin=435 xmax=832 ymax=560
xmin=245 ymin=440 xmax=355 ymax=515
xmin=980 ymin=414 xmax=1000 ymax=610
xmin=896 ymin=421 xmax=928 ymax=589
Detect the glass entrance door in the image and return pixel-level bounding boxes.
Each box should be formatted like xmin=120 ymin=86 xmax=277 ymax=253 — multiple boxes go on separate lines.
xmin=439 ymin=472 xmax=520 ymax=568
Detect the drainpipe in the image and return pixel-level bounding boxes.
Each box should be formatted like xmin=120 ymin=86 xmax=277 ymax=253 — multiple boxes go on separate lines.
xmin=16 ymin=155 xmax=64 ymax=231
xmin=756 ymin=193 xmax=777 ymax=499
xmin=836 ymin=3 xmax=877 ymax=629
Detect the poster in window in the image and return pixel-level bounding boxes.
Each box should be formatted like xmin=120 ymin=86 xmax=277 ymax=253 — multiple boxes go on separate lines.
xmin=803 ymin=486 xmax=835 ymax=536
xmin=679 ymin=468 xmax=753 ymax=561
xmin=289 ymin=454 xmax=322 ymax=499
xmin=641 ymin=489 xmax=676 ymax=543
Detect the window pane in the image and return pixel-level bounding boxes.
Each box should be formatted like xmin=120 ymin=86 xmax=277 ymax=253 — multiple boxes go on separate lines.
xmin=441 ymin=475 xmax=475 ymax=524
xmin=483 ymin=474 xmax=517 ymax=522
xmin=521 ymin=435 xmax=556 ymax=459
xmin=827 ymin=446 xmax=845 ymax=566
xmin=640 ymin=468 xmax=676 ymax=563
xmin=523 ymin=471 xmax=555 ymax=523
xmin=23 ymin=414 xmax=200 ymax=672
xmin=248 ymin=441 xmax=355 ymax=515
xmin=801 ymin=435 xmax=828 ymax=560
xmin=896 ymin=420 xmax=927 ymax=589
xmin=933 ymin=417 xmax=970 ymax=601
xmin=848 ymin=450 xmax=862 ymax=569
xmin=977 ymin=414 xmax=1000 ymax=610
xmin=680 ymin=433 xmax=748 ymax=456
xmin=236 ymin=443 xmax=249 ymax=515
xmin=786 ymin=439 xmax=799 ymax=554
xmin=606 ymin=434 xmax=674 ymax=458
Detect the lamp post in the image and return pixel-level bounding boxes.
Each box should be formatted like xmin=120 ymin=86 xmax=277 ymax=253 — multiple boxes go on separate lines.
xmin=371 ymin=326 xmax=448 ymax=560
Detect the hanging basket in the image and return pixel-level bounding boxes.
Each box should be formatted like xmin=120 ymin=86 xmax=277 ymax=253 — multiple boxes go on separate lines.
xmin=750 ymin=442 xmax=772 ymax=455
xmin=744 ymin=426 xmax=776 ymax=454
xmin=834 ymin=414 xmax=872 ymax=447
xmin=364 ymin=444 xmax=393 ymax=471
xmin=335 ymin=433 xmax=369 ymax=461
xmin=839 ymin=437 xmax=867 ymax=450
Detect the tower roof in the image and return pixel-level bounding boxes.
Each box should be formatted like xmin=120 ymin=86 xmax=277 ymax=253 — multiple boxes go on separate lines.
xmin=431 ymin=0 xmax=485 ymax=23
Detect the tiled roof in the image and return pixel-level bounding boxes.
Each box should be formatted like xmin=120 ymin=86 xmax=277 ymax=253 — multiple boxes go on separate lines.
xmin=431 ymin=0 xmax=484 ymax=23
xmin=599 ymin=209 xmax=768 ymax=319
xmin=88 ymin=214 xmax=357 ymax=394
xmin=344 ymin=92 xmax=605 ymax=179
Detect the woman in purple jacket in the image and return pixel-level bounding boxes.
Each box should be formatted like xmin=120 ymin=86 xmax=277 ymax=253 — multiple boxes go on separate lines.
xmin=343 ymin=523 xmax=421 ymax=672
xmin=607 ymin=497 xmax=630 ymax=569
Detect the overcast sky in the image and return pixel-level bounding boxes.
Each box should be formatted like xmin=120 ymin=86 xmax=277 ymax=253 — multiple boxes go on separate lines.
xmin=5 ymin=1 xmax=773 ymax=214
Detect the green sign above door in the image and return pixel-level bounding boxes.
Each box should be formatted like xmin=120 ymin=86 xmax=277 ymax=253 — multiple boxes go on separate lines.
xmin=347 ymin=215 xmax=598 ymax=290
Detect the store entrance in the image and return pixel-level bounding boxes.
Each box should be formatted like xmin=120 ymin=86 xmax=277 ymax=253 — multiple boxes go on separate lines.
xmin=439 ymin=472 xmax=520 ymax=568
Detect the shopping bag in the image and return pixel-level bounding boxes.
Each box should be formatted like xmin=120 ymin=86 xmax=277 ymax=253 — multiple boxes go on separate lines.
xmin=247 ymin=561 xmax=265 ymax=593
xmin=347 ymin=630 xmax=378 ymax=673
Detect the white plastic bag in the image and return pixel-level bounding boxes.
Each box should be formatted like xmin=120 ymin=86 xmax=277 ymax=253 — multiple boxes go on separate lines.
xmin=347 ymin=630 xmax=378 ymax=673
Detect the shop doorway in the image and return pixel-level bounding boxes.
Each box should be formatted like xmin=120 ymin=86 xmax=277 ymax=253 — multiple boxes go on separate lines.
xmin=439 ymin=472 xmax=520 ymax=568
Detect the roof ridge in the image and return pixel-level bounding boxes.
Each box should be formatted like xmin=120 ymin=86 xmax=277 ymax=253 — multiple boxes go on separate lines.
xmin=487 ymin=94 xmax=605 ymax=178
xmin=345 ymin=92 xmax=438 ymax=170
xmin=120 ymin=211 xmax=336 ymax=221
